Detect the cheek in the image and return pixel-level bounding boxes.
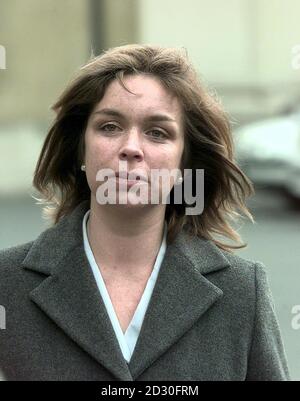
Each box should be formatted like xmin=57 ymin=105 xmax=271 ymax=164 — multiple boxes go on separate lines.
xmin=85 ymin=135 xmax=115 ymax=166
xmin=84 ymin=135 xmax=114 ymax=192
xmin=154 ymin=143 xmax=184 ymax=169
xmin=148 ymin=146 xmax=183 ymax=190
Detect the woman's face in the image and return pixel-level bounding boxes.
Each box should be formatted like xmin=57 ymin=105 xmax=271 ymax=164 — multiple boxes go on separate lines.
xmin=84 ymin=73 xmax=184 ymax=207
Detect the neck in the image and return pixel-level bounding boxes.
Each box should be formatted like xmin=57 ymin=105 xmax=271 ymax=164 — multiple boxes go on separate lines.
xmin=87 ymin=195 xmax=166 ymax=281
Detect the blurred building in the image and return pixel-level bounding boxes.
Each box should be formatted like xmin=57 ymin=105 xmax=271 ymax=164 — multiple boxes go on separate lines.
xmin=1 ymin=0 xmax=300 ymax=196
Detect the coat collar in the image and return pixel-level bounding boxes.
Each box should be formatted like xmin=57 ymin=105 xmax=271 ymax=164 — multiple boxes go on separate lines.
xmin=22 ymin=200 xmax=231 ymax=380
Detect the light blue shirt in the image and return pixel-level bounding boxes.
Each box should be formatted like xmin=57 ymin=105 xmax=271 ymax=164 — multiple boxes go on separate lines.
xmin=82 ymin=210 xmax=167 ymax=363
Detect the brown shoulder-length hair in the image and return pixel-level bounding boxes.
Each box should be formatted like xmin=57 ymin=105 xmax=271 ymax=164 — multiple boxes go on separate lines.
xmin=32 ymin=43 xmax=255 ymax=252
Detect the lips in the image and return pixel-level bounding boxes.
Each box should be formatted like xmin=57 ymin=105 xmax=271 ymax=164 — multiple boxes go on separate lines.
xmin=115 ymin=170 xmax=148 ymax=182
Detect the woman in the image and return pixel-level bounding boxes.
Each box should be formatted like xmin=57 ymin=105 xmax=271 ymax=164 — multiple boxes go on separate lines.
xmin=0 ymin=44 xmax=290 ymax=381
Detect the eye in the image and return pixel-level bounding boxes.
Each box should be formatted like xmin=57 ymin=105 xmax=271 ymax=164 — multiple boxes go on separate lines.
xmin=99 ymin=123 xmax=121 ymax=132
xmin=147 ymin=129 xmax=168 ymax=140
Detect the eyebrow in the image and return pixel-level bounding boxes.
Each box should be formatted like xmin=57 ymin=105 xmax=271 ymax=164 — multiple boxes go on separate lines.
xmin=92 ymin=108 xmax=177 ymax=123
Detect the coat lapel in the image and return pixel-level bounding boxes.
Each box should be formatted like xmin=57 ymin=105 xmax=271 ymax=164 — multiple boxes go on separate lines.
xmin=22 ymin=201 xmax=132 ymax=381
xmin=128 ymin=231 xmax=230 ymax=378
xmin=22 ymin=200 xmax=231 ymax=380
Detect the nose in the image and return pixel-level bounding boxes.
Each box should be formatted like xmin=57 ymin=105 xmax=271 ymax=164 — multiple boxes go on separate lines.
xmin=118 ymin=128 xmax=144 ymax=162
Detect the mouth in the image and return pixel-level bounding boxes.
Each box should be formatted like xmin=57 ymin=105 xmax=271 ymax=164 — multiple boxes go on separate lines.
xmin=115 ymin=171 xmax=148 ymax=183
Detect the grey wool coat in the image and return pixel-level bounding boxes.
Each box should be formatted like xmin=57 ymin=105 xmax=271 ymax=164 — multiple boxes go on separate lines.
xmin=0 ymin=200 xmax=290 ymax=381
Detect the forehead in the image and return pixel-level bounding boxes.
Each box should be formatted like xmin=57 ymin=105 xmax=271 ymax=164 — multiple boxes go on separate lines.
xmin=94 ymin=74 xmax=182 ymax=117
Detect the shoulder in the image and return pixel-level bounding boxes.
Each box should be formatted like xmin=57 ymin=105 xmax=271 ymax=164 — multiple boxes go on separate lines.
xmin=219 ymin=249 xmax=267 ymax=280
xmin=0 ymin=241 xmax=34 ymax=276
xmin=175 ymin=229 xmax=266 ymax=281
xmin=209 ymin=248 xmax=271 ymax=306
xmin=218 ymin=247 xmax=267 ymax=280
xmin=0 ymin=241 xmax=33 ymax=296
xmin=0 ymin=241 xmax=34 ymax=266
xmin=173 ymin=231 xmax=269 ymax=305
xmin=220 ymin=249 xmax=265 ymax=274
